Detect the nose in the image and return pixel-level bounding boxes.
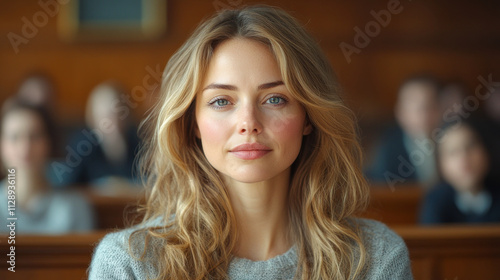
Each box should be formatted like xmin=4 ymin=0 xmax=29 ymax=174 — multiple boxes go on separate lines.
xmin=237 ymin=104 xmax=263 ymax=135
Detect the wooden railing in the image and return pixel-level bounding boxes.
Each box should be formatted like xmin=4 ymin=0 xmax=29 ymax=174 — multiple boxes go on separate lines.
xmin=395 ymin=225 xmax=500 ymax=280
xmin=361 ymin=185 xmax=424 ymax=225
xmin=0 ymin=231 xmax=107 ymax=280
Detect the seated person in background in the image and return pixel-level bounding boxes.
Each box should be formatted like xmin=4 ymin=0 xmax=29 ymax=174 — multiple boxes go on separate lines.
xmin=60 ymin=82 xmax=140 ymax=187
xmin=419 ymin=120 xmax=500 ymax=224
xmin=438 ymin=81 xmax=467 ymax=118
xmin=16 ymin=72 xmax=56 ymax=111
xmin=11 ymin=72 xmax=69 ymax=160
xmin=483 ymin=87 xmax=500 ymax=184
xmin=0 ymin=100 xmax=95 ymax=234
xmin=366 ymin=74 xmax=442 ymax=188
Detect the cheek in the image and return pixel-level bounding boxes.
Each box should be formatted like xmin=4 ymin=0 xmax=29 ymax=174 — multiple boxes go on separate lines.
xmin=1 ymin=140 xmax=16 ymax=165
xmin=470 ymin=149 xmax=489 ymax=174
xmin=33 ymin=139 xmax=50 ymax=159
xmin=440 ymin=157 xmax=457 ymax=178
xmin=269 ymin=115 xmax=305 ymax=143
xmin=197 ymin=117 xmax=229 ymax=147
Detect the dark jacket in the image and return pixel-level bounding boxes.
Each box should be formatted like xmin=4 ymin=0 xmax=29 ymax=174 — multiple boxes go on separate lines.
xmin=365 ymin=125 xmax=418 ymax=186
xmin=419 ymin=181 xmax=500 ymax=224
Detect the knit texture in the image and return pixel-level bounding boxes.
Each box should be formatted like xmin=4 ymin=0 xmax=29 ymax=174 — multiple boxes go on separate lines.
xmin=88 ymin=218 xmax=413 ymax=279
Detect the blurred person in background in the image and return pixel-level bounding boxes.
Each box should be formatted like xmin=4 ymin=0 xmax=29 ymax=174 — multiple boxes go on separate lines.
xmin=483 ymin=87 xmax=500 ymax=184
xmin=366 ymin=74 xmax=442 ymax=188
xmin=15 ymin=72 xmax=71 ymax=160
xmin=16 ymin=72 xmax=56 ymax=111
xmin=419 ymin=120 xmax=500 ymax=224
xmin=0 ymin=100 xmax=95 ymax=234
xmin=438 ymin=81 xmax=467 ymax=117
xmin=61 ymin=82 xmax=140 ymax=188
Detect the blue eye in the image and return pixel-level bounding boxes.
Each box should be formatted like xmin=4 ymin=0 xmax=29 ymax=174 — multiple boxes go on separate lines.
xmin=266 ymin=96 xmax=287 ymax=106
xmin=216 ymin=99 xmax=229 ymax=106
xmin=268 ymin=97 xmax=281 ymax=104
xmin=208 ymin=97 xmax=231 ymax=109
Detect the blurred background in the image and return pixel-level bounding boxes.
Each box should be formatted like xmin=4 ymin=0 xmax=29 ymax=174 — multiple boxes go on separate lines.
xmin=1 ymin=0 xmax=498 ymax=126
xmin=0 ymin=0 xmax=499 ymax=279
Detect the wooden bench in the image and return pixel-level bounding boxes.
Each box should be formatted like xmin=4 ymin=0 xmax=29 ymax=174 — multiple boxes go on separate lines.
xmin=0 ymin=231 xmax=107 ymax=280
xmin=395 ymin=224 xmax=500 ymax=280
xmin=83 ymin=190 xmax=143 ymax=229
xmin=361 ymin=185 xmax=424 ymax=225
xmin=72 ymin=185 xmax=145 ymax=230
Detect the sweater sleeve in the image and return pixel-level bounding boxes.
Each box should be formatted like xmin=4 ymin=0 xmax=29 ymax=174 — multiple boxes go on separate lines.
xmin=359 ymin=219 xmax=413 ymax=280
xmin=371 ymin=236 xmax=413 ymax=280
xmin=88 ymin=231 xmax=138 ymax=280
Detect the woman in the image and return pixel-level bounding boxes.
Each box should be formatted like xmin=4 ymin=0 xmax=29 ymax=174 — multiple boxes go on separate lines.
xmin=89 ymin=6 xmax=412 ymax=279
xmin=0 ymin=100 xmax=95 ymax=233
xmin=420 ymin=120 xmax=500 ymax=224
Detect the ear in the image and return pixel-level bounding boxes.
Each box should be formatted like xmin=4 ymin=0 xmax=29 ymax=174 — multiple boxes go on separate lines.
xmin=303 ymin=119 xmax=313 ymax=135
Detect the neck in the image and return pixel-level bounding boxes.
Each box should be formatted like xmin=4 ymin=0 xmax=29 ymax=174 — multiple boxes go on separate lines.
xmin=466 ymin=184 xmax=484 ymax=196
xmin=224 ymin=168 xmax=293 ymax=261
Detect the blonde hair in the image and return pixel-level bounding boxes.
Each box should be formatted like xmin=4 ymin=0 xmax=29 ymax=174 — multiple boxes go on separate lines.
xmin=132 ymin=5 xmax=369 ymax=279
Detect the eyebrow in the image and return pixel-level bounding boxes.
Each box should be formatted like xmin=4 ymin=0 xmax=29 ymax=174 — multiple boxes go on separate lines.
xmin=202 ymin=81 xmax=284 ymax=92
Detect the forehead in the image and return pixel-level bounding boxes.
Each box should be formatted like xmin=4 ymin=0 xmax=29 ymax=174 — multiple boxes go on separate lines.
xmin=203 ymin=38 xmax=281 ymax=85
xmin=399 ymin=82 xmax=438 ymax=104
xmin=440 ymin=126 xmax=476 ymax=148
xmin=2 ymin=110 xmax=42 ymax=134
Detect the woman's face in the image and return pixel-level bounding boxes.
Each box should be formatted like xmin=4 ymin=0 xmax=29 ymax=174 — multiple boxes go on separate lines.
xmin=1 ymin=109 xmax=50 ymax=171
xmin=195 ymin=38 xmax=312 ymax=183
xmin=439 ymin=125 xmax=489 ymax=193
xmin=88 ymin=87 xmax=123 ymax=133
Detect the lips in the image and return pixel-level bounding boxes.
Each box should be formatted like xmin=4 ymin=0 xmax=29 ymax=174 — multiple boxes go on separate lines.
xmin=229 ymin=143 xmax=272 ymax=160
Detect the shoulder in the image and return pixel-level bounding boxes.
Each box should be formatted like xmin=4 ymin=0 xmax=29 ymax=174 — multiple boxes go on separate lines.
xmin=88 ymin=219 xmax=165 ymax=279
xmin=89 ymin=228 xmax=136 ymax=279
xmin=354 ymin=218 xmax=413 ymax=280
xmin=46 ymin=190 xmax=92 ymax=211
xmin=89 ymin=228 xmax=150 ymax=279
xmin=356 ymin=218 xmax=407 ymax=254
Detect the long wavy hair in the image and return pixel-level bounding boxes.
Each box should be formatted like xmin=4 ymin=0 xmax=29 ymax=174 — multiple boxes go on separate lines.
xmin=131 ymin=5 xmax=369 ymax=280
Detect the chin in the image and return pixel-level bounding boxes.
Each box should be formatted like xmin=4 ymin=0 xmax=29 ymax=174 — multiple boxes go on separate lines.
xmin=230 ymin=175 xmax=274 ymax=184
xmin=224 ymin=169 xmax=281 ymax=184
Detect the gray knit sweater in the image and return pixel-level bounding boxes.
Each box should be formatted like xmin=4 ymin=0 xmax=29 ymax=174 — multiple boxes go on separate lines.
xmin=88 ymin=218 xmax=413 ymax=279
